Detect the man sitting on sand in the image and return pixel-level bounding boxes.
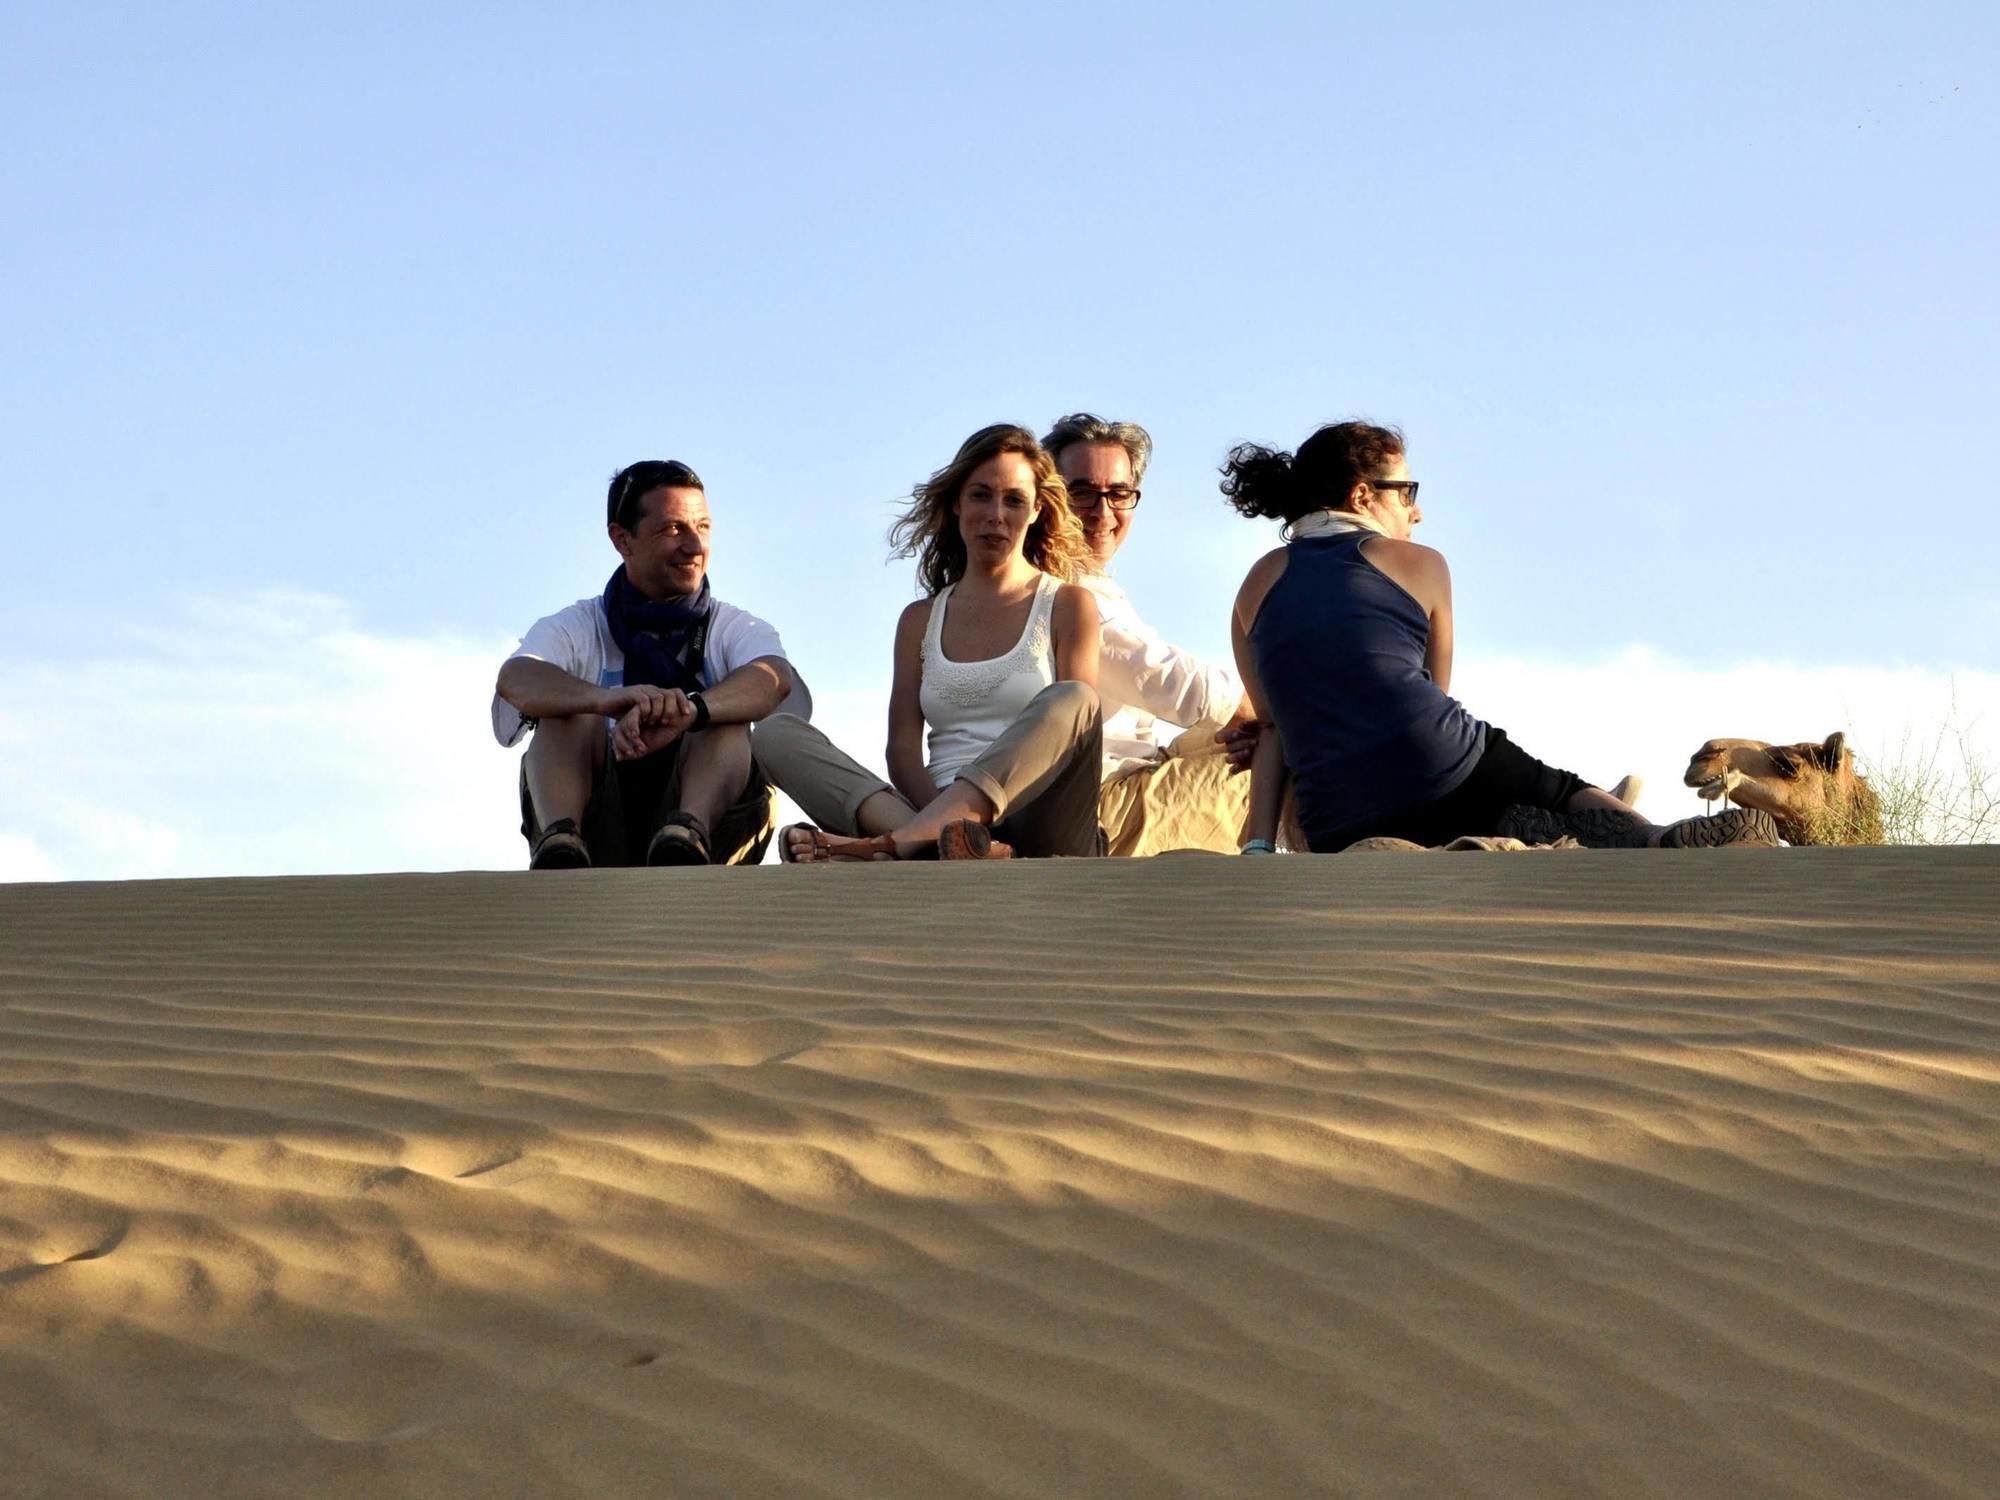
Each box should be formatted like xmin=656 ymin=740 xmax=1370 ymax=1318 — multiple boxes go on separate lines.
xmin=1043 ymin=414 xmax=1255 ymax=856
xmin=492 ymin=459 xmax=808 ymax=869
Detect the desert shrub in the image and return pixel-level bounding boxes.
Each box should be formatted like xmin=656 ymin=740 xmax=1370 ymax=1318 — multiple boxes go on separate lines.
xmin=1858 ymin=697 xmax=1997 ymax=845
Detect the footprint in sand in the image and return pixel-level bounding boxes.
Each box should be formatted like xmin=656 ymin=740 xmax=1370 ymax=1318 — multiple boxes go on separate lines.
xmin=454 ymin=1151 xmax=556 ymax=1188
xmin=289 ymin=1348 xmax=466 ymax=1443
xmin=0 ymin=1221 xmax=129 ymax=1286
xmin=652 ymin=1019 xmax=823 ymax=1068
xmin=758 ymin=1044 xmax=818 ymax=1066
xmin=382 ymin=1142 xmax=556 ymax=1188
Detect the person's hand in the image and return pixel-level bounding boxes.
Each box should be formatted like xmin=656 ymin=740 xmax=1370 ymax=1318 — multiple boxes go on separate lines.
xmin=1216 ymin=717 xmax=1263 ymax=776
xmin=611 ymin=688 xmax=696 ymax=760
xmin=601 ymin=683 xmax=674 ymax=724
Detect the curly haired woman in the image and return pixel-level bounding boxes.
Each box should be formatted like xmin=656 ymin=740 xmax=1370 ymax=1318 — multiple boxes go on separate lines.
xmin=1223 ymin=420 xmax=1779 ymax=853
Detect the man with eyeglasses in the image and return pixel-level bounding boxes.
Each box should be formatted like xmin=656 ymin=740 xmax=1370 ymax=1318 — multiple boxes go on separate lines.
xmin=1043 ymin=414 xmax=1255 ymax=856
xmin=491 ymin=459 xmax=808 ymax=869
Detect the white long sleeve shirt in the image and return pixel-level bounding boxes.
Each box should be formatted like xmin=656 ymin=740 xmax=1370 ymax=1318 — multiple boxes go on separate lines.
xmin=1082 ymin=572 xmax=1243 ymax=774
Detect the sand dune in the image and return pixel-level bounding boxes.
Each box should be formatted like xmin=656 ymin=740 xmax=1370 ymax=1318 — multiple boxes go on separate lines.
xmin=2 ymin=848 xmax=1997 ymax=1499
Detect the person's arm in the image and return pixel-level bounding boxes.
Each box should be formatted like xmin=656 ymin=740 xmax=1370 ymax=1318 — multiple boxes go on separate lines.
xmin=697 ymin=655 xmax=792 ymax=724
xmin=498 ymin=656 xmax=670 ymax=725
xmin=1095 ymin=588 xmax=1245 ymax=732
xmin=1424 ymin=552 xmax=1455 ymax=695
xmin=1216 ymin=549 xmax=1290 ymax=773
xmin=606 ymin=655 xmax=795 ymax=761
xmin=1230 ymin=567 xmax=1288 ymax=847
xmin=886 ymin=599 xmax=940 ymax=810
xmin=1052 ymin=584 xmax=1101 ymax=688
xmin=1243 ymin=721 xmax=1290 ymax=849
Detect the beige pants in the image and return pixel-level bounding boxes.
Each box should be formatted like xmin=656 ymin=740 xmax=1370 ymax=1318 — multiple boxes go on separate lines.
xmin=1097 ymin=721 xmax=1254 ymax=857
xmin=752 ymin=681 xmax=1105 ymax=857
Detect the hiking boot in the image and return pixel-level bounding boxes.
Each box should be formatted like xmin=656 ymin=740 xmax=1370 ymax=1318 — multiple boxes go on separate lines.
xmin=1497 ymin=804 xmax=1653 ymax=848
xmin=1499 ymin=804 xmax=1782 ymax=849
xmin=1658 ymin=807 xmax=1782 ymax=848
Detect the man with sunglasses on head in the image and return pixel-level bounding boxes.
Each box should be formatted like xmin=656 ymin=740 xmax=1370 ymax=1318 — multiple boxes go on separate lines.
xmin=492 ymin=460 xmax=808 ymax=869
xmin=1043 ymin=414 xmax=1256 ymax=856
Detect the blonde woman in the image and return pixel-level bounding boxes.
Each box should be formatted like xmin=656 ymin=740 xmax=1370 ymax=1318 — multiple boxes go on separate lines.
xmin=754 ymin=424 xmax=1104 ymax=860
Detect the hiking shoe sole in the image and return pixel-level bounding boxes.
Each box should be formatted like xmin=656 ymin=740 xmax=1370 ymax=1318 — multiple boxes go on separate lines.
xmin=1659 ymin=807 xmax=1782 ymax=848
xmin=1497 ymin=804 xmax=1653 ymax=848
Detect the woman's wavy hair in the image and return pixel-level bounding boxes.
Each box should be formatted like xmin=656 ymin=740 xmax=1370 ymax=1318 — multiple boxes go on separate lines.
xmin=1220 ymin=420 xmax=1406 ymax=524
xmin=890 ymin=424 xmax=1092 ymax=596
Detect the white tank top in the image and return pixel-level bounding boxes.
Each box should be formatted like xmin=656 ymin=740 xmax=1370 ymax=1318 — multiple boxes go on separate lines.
xmin=919 ymin=572 xmax=1060 ymax=787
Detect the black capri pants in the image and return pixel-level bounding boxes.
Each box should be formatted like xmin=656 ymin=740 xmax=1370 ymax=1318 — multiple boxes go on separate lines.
xmin=1333 ymin=728 xmax=1589 ymax=850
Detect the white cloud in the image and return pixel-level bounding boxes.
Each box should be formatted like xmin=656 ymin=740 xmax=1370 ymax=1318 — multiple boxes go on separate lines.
xmin=2 ymin=596 xmax=1992 ymax=886
xmin=0 ymin=833 xmax=64 ymax=883
xmin=0 ymin=591 xmax=524 ymax=882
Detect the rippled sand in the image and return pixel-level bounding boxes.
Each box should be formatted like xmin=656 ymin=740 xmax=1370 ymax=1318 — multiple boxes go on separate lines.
xmin=3 ymin=849 xmax=1997 ymax=1498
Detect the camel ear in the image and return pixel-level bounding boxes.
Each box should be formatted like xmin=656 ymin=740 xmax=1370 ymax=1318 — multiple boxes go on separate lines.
xmin=1820 ymin=732 xmax=1848 ymax=768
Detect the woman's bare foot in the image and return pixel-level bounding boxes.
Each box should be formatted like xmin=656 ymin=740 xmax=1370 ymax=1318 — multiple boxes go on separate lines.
xmin=781 ymin=824 xmax=906 ymax=863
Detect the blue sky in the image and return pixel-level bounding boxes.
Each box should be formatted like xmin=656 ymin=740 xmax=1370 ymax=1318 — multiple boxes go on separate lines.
xmin=3 ymin=4 xmax=1995 ymax=877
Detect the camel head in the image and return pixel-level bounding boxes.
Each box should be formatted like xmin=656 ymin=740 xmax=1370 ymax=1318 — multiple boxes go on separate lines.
xmin=1682 ymin=732 xmax=1883 ymax=845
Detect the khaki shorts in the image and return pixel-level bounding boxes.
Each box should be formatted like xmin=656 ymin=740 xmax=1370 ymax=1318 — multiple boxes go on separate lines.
xmin=1097 ymin=723 xmax=1253 ymax=858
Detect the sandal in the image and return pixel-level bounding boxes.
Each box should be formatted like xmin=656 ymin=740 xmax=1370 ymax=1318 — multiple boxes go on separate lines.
xmin=778 ymin=822 xmax=825 ymax=865
xmin=530 ymin=817 xmax=591 ymax=871
xmin=779 ymin=824 xmax=902 ymax=864
xmin=937 ymin=819 xmax=1014 ymax=861
xmin=645 ymin=811 xmax=712 ymax=867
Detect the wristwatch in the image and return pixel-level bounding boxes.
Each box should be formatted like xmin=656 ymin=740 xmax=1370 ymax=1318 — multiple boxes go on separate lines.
xmin=687 ymin=692 xmax=712 ymax=732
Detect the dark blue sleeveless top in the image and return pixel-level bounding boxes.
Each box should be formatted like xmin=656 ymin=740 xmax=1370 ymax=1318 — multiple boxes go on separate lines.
xmin=1248 ymin=532 xmax=1488 ymax=850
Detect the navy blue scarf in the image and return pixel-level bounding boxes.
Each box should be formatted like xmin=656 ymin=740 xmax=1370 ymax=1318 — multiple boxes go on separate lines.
xmin=602 ymin=567 xmax=714 ymax=695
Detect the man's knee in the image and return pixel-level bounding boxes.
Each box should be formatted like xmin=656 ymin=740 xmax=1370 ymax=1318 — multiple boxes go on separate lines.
xmin=525 ymin=711 xmax=606 ymax=761
xmin=681 ymin=721 xmax=752 ymax=799
xmin=691 ymin=719 xmax=751 ymax=756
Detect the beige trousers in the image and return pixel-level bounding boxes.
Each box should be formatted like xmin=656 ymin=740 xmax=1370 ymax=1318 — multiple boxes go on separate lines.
xmin=752 ymin=681 xmax=1105 ymax=857
xmin=1097 ymin=721 xmax=1255 ymax=858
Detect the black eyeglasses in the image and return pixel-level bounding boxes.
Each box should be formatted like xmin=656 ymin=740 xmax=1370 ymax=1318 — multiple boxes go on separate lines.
xmin=1067 ymin=484 xmax=1142 ymax=513
xmin=1370 ymin=479 xmax=1420 ymax=506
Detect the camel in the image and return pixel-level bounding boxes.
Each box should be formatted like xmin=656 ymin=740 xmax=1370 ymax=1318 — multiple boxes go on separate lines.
xmin=1682 ymin=732 xmax=1883 ymax=845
